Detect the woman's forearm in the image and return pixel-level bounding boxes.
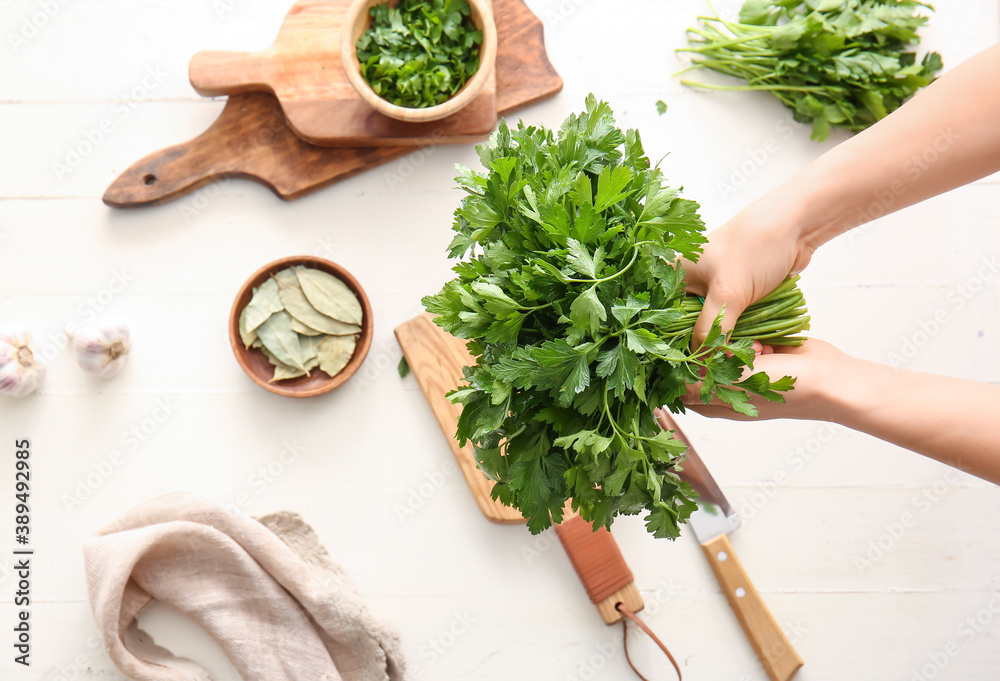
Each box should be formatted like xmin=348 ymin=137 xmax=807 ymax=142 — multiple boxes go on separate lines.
xmin=750 ymin=44 xmax=1000 ymax=252
xmin=826 ymin=356 xmax=1000 ymax=483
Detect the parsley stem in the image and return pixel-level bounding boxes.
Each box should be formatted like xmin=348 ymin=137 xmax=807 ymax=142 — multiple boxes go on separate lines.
xmin=681 ymin=33 xmax=771 ymax=51
xmin=680 ymin=79 xmax=829 ymax=93
xmin=520 ymin=301 xmax=554 ymax=312
xmin=602 ymin=389 xmax=628 ymax=441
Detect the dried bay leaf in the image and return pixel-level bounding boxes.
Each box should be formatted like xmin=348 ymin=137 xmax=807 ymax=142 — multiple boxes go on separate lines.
xmin=274 ymin=268 xmax=299 ymax=289
xmin=277 ymin=267 xmax=363 ymax=335
xmin=243 ymin=277 xmax=284 ymax=331
xmin=318 ymin=334 xmax=358 ymax=378
xmin=239 ymin=307 xmax=258 ymax=349
xmin=256 ymin=310 xmax=306 ymax=370
xmin=290 ymin=319 xmax=323 ymax=336
xmin=258 ymin=345 xmax=279 ymax=365
xmin=271 ymin=363 xmax=308 ymax=383
xmin=300 ymin=334 xmax=322 ymax=364
xmin=295 ymin=266 xmax=363 ymax=326
xmin=259 ymin=345 xmax=311 ymax=382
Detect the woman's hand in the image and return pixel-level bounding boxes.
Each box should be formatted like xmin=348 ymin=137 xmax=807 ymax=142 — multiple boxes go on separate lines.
xmin=682 ymin=201 xmax=816 ymax=350
xmin=683 ymin=338 xmax=847 ymax=421
xmin=679 ymin=338 xmax=1000 ymax=484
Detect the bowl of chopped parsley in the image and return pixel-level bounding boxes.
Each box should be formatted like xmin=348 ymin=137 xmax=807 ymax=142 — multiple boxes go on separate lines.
xmin=341 ymin=0 xmax=497 ymax=122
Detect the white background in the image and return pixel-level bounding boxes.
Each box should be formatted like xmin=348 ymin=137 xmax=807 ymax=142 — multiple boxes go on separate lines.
xmin=1 ymin=0 xmax=999 ymax=679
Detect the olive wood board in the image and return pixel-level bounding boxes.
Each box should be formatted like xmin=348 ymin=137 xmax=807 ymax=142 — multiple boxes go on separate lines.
xmin=394 ymin=313 xmax=644 ymax=625
xmin=188 ymin=0 xmax=497 ymax=146
xmin=394 ymin=314 xmax=524 ymax=524
xmin=104 ymin=0 xmax=561 ymax=208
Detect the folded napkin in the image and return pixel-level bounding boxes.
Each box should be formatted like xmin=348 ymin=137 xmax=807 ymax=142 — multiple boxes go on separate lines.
xmin=83 ymin=493 xmax=405 ymax=681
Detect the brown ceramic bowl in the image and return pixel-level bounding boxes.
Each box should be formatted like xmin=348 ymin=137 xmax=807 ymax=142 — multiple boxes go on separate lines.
xmin=229 ymin=256 xmax=373 ymax=398
xmin=341 ymin=0 xmax=497 ymax=123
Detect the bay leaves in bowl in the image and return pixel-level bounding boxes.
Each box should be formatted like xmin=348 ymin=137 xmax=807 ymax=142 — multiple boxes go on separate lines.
xmin=230 ymin=257 xmax=372 ymax=397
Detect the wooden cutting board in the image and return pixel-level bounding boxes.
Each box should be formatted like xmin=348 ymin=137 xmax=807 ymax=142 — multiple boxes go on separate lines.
xmin=394 ymin=313 xmax=646 ymax=625
xmin=189 ymin=0 xmax=497 ymax=146
xmin=103 ymin=0 xmax=561 ymax=208
xmin=395 ymin=314 xmax=524 ymax=524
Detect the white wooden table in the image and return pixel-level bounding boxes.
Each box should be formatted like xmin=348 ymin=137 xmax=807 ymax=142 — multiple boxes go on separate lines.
xmin=1 ymin=1 xmax=999 ymax=679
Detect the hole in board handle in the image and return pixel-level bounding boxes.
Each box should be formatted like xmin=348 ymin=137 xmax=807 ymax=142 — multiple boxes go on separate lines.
xmin=143 ymin=174 xmax=157 ymax=186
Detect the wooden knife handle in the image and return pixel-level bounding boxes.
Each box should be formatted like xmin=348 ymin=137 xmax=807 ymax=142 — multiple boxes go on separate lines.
xmin=553 ymin=513 xmax=643 ymax=625
xmin=701 ymin=534 xmax=803 ymax=681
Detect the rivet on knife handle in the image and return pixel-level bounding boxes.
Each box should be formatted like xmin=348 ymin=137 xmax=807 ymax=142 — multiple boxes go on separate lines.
xmin=655 ymin=410 xmax=803 ymax=681
xmin=701 ymin=533 xmax=803 ymax=681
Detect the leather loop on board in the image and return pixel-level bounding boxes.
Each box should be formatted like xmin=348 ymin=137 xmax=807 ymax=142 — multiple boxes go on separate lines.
xmin=618 ymin=603 xmax=682 ymax=681
xmin=552 ymin=515 xmax=634 ymax=603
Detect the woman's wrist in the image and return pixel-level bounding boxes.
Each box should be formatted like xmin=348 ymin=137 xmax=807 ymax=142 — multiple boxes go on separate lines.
xmin=754 ymin=142 xmax=873 ymax=257
xmin=732 ymin=172 xmax=831 ymax=273
xmin=814 ymin=352 xmax=884 ymax=429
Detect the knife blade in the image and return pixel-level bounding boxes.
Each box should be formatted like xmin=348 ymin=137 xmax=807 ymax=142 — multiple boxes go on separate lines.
xmin=656 ymin=409 xmax=803 ymax=681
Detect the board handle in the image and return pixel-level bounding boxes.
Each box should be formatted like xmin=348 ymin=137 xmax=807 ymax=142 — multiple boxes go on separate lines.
xmin=701 ymin=533 xmax=803 ymax=681
xmin=553 ymin=513 xmax=643 ymax=625
xmin=189 ymin=50 xmax=274 ymax=96
xmin=102 ymin=139 xmax=221 ymax=208
xmin=103 ymin=95 xmax=264 ymax=208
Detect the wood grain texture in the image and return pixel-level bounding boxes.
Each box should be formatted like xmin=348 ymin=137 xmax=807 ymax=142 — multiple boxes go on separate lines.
xmin=394 ymin=314 xmax=525 ymax=524
xmin=595 ymin=584 xmax=644 ymax=627
xmin=103 ymin=0 xmax=562 ymax=208
xmin=701 ymin=533 xmax=804 ymax=681
xmin=492 ymin=0 xmax=562 ymax=112
xmin=188 ymin=0 xmax=498 ymax=146
xmin=102 ymin=93 xmax=412 ymax=207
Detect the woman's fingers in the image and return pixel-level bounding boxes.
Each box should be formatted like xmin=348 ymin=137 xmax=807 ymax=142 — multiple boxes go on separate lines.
xmin=691 ymin=288 xmax=751 ymax=351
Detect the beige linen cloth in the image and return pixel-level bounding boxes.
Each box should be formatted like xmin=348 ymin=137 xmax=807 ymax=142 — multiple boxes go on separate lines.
xmin=83 ymin=493 xmax=405 ymax=681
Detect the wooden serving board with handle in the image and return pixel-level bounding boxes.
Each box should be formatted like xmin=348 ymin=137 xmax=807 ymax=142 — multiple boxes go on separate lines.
xmin=395 ymin=314 xmax=644 ymax=625
xmin=103 ymin=0 xmax=561 ymax=208
xmin=394 ymin=314 xmax=523 ymax=524
xmin=188 ymin=0 xmax=497 ymax=146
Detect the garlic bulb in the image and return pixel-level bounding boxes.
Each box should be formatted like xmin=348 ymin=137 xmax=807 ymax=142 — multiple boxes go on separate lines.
xmin=73 ymin=317 xmax=132 ymax=379
xmin=0 ymin=325 xmax=47 ymax=398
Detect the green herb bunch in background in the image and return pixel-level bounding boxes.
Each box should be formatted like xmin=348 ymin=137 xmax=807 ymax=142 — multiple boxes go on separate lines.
xmin=680 ymin=0 xmax=943 ymax=141
xmin=423 ymin=97 xmax=810 ymax=537
xmin=356 ymin=0 xmax=483 ymax=109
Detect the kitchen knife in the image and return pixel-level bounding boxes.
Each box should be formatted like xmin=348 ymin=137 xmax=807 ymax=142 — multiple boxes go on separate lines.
xmin=656 ymin=410 xmax=803 ymax=681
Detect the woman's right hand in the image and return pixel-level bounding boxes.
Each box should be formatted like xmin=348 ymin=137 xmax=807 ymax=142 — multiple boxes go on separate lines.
xmin=682 ymin=202 xmax=815 ymax=350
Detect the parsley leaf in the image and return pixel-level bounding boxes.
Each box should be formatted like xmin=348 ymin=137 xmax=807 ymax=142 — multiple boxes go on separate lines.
xmin=422 ymin=97 xmax=810 ymax=537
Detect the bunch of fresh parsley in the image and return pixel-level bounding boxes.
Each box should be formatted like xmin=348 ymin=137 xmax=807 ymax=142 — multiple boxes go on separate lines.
xmin=679 ymin=0 xmax=943 ymax=141
xmin=356 ymin=0 xmax=482 ymax=109
xmin=422 ymin=97 xmax=810 ymax=538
